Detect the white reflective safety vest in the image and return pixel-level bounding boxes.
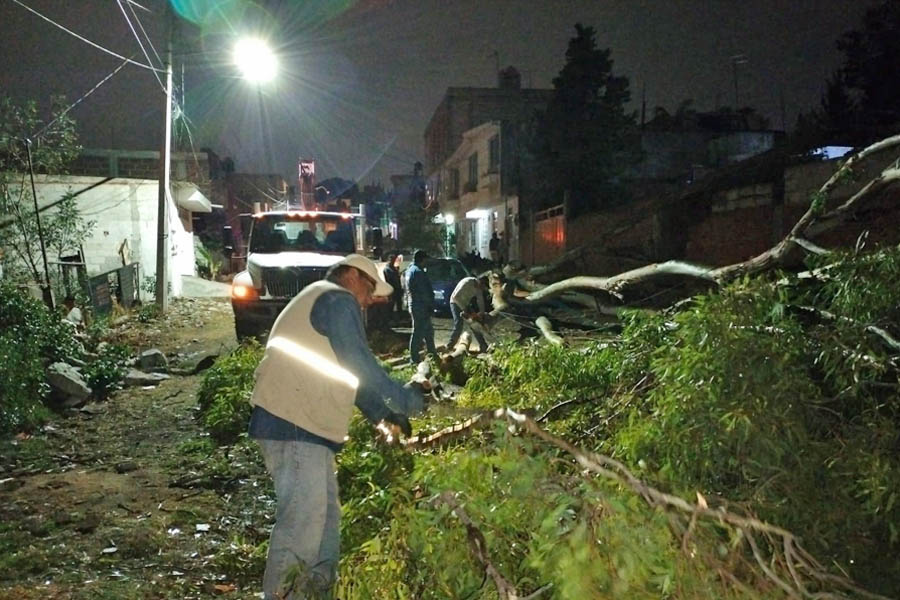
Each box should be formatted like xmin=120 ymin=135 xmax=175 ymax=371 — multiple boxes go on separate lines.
xmin=250 ymin=281 xmax=359 ymax=444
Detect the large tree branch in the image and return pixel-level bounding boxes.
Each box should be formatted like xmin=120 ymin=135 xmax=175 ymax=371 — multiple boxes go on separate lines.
xmin=524 ymin=261 xmax=717 ymax=304
xmin=433 ymin=492 xmax=552 ymax=600
xmin=390 ymin=409 xmax=890 ymax=599
xmin=501 ymin=134 xmax=900 ymax=310
xmin=713 ymin=135 xmax=900 ymax=284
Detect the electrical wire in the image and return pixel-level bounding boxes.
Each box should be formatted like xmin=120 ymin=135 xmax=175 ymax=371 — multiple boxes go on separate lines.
xmin=9 ymin=0 xmax=164 ymax=72
xmin=32 ymin=56 xmax=134 ymax=140
xmin=125 ymin=0 xmax=161 ymax=64
xmin=115 ymin=0 xmax=207 ymax=186
xmin=116 ymin=0 xmax=165 ymax=92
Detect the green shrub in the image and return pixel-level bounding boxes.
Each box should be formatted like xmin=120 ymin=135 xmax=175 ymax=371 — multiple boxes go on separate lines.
xmin=82 ymin=343 xmax=131 ymax=399
xmin=0 ymin=333 xmax=50 ymax=433
xmin=0 ymin=283 xmax=82 ymax=433
xmin=0 ymin=281 xmax=82 ymax=363
xmin=197 ymin=340 xmax=264 ymax=444
xmin=136 ymin=302 xmax=160 ymax=323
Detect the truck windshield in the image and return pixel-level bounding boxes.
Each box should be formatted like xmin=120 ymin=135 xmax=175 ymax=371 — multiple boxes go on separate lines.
xmin=249 ymin=214 xmax=355 ymax=255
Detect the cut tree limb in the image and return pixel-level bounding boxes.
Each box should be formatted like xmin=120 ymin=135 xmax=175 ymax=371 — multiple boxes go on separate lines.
xmin=390 ymin=409 xmax=890 ymax=599
xmin=433 ymin=492 xmax=552 ymax=600
xmin=496 ymin=134 xmax=900 ymax=316
xmin=535 ymin=316 xmax=563 ymax=345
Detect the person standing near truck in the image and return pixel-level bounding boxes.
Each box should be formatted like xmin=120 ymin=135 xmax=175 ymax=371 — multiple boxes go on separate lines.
xmin=405 ymin=249 xmax=438 ymax=364
xmin=382 ymin=253 xmax=402 ymax=317
xmin=447 ymin=275 xmax=489 ymax=352
xmin=248 ymin=254 xmax=423 ymax=599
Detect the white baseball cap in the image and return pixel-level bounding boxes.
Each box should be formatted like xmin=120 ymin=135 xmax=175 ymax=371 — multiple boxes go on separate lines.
xmin=334 ymin=254 xmax=394 ymax=297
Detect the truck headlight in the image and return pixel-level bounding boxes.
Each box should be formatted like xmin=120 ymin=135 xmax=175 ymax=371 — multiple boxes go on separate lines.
xmin=232 ymin=284 xmax=259 ymax=301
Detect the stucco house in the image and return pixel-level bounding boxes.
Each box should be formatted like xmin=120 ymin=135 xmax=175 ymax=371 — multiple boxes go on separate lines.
xmin=24 ymin=173 xmax=210 ymax=299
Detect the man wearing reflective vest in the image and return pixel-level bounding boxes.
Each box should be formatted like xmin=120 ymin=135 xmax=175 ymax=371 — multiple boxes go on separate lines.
xmin=249 ymin=254 xmax=422 ymax=599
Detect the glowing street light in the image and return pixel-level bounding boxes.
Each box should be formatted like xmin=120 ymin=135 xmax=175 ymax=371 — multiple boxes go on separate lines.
xmin=234 ymin=37 xmax=278 ymax=83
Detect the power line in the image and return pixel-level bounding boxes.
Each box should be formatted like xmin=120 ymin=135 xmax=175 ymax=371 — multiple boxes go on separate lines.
xmin=9 ymin=0 xmax=163 ymax=72
xmin=33 ymin=56 xmax=134 ymax=139
xmin=116 ymin=0 xmax=165 ymax=93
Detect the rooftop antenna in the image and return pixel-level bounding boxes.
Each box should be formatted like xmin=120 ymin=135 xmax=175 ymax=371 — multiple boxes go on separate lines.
xmin=490 ymin=50 xmax=500 ymax=84
xmin=730 ymin=53 xmax=749 ymax=107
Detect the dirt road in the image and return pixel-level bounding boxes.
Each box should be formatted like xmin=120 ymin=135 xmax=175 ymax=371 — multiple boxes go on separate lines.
xmin=0 ymin=297 xmax=463 ymax=599
xmin=0 ymin=298 xmax=269 ymax=600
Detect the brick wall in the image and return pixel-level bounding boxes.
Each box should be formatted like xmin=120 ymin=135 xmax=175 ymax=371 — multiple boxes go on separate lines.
xmin=525 ymin=152 xmax=900 ymax=273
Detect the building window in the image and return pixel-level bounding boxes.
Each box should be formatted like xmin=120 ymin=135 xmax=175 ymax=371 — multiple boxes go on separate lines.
xmin=468 ymin=152 xmax=478 ymax=188
xmin=449 ymin=168 xmax=460 ymax=198
xmin=489 ymin=135 xmax=500 ymax=171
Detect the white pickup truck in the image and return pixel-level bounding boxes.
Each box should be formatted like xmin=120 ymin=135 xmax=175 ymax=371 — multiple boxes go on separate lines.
xmin=230 ymin=208 xmax=365 ymax=340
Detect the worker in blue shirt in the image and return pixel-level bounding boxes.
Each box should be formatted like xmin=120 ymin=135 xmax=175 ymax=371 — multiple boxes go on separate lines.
xmin=404 ymin=249 xmax=439 ymax=364
xmin=248 ymin=254 xmax=422 ymax=599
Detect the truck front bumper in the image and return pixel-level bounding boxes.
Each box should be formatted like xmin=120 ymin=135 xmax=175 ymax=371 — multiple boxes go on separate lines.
xmin=232 ymin=298 xmax=291 ymax=339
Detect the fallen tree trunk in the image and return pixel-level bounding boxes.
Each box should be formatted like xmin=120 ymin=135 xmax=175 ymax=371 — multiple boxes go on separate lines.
xmin=493 ymin=133 xmax=900 ymax=320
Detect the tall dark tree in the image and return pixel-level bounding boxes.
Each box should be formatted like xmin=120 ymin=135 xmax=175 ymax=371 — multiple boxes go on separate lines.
xmin=525 ymin=24 xmax=637 ymax=217
xmin=815 ymin=1 xmax=900 ymax=143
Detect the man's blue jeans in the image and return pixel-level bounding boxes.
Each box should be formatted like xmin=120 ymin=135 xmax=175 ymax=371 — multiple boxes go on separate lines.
xmin=409 ymin=306 xmax=437 ymax=363
xmin=257 ymin=439 xmax=339 ymax=600
xmin=448 ymin=303 xmax=487 ymax=350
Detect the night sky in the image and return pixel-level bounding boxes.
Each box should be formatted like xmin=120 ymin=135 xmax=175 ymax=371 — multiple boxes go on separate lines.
xmin=0 ymin=0 xmax=878 ymax=186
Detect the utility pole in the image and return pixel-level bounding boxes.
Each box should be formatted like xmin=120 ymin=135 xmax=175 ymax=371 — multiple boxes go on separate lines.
xmin=24 ymin=138 xmax=54 ymax=309
xmin=155 ymin=1 xmax=174 ymax=312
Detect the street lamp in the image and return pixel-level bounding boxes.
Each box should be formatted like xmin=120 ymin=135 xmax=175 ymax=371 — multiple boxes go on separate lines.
xmin=234 ymin=37 xmax=278 ymax=171
xmin=234 ymin=37 xmax=278 ymax=83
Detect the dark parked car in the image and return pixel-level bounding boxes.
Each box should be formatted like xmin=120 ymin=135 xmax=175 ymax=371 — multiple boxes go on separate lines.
xmin=424 ymin=258 xmax=470 ymax=314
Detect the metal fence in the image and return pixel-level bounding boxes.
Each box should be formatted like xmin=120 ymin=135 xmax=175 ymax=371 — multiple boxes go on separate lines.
xmin=88 ymin=263 xmax=139 ymax=316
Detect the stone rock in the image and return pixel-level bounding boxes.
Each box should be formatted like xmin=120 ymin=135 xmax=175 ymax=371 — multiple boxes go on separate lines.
xmin=75 ymin=512 xmax=100 ymax=534
xmin=115 ymin=461 xmax=138 ymax=473
xmin=139 ymin=349 xmax=168 ymax=372
xmin=124 ymin=368 xmax=170 ymax=387
xmin=175 ymin=351 xmax=219 ymax=375
xmin=47 ymin=362 xmax=92 ymax=407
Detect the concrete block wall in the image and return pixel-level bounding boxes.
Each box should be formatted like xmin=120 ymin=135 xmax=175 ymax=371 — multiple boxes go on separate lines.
xmin=32 ymin=176 xmax=195 ymax=298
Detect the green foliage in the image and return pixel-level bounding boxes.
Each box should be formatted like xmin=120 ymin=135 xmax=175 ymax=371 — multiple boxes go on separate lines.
xmin=0 ymin=282 xmax=82 ymax=433
xmin=337 ymin=415 xmax=415 ymax=554
xmin=136 ymin=302 xmax=160 ymax=323
xmin=196 ymin=340 xmax=264 ymax=444
xmin=395 ymin=196 xmax=443 ymax=254
xmin=460 ymin=340 xmax=616 ymax=411
xmin=82 ymin=343 xmax=131 ymax=400
xmin=337 ymin=246 xmax=900 ymax=598
xmin=0 ymin=95 xmax=85 ymax=286
xmin=211 ymin=535 xmax=268 ymax=583
xmin=141 ymin=275 xmax=171 ymax=297
xmin=0 ymin=333 xmax=49 ymax=433
xmin=0 ymin=281 xmax=83 ymax=363
xmin=799 ymin=1 xmax=900 ymax=144
xmin=195 ymin=242 xmax=222 ymax=280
